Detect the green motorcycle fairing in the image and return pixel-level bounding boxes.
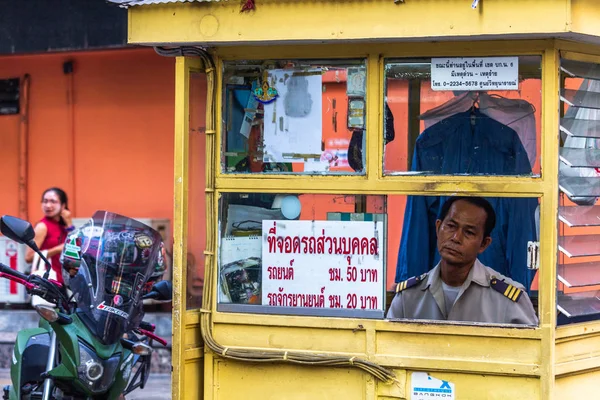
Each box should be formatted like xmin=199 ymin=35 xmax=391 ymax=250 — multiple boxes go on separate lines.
xmin=8 ymin=313 xmax=133 ymax=400
xmin=8 ymin=327 xmax=48 ymax=400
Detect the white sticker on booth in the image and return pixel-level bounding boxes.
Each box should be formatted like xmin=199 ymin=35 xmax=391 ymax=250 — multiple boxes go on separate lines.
xmin=431 ymin=57 xmax=519 ymax=91
xmin=262 ymin=220 xmax=384 ymax=311
xmin=411 ymin=372 xmax=455 ymax=400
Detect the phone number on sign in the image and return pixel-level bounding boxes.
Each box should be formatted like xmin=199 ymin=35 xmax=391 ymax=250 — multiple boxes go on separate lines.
xmin=440 ymin=81 xmax=479 ymax=87
xmin=436 ymin=80 xmax=518 ymax=89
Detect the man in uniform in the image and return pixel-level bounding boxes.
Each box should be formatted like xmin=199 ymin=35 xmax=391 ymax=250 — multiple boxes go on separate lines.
xmin=387 ymin=196 xmax=538 ymax=325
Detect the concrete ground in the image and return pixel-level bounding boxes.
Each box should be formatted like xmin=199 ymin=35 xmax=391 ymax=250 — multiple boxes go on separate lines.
xmin=0 ymin=369 xmax=171 ymax=400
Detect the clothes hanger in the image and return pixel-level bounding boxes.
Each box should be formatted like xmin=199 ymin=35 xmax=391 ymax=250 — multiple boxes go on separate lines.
xmin=477 ymin=93 xmax=537 ymax=127
xmin=469 ymin=92 xmax=481 ymax=126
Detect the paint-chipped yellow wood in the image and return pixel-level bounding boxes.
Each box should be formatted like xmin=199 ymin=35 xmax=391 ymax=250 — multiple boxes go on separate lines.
xmin=556 ymin=370 xmax=600 ymax=400
xmin=128 ymin=0 xmax=575 ymax=45
xmin=366 ymin=54 xmax=381 ymax=180
xmin=538 ymin=46 xmax=560 ymax=400
xmin=212 ymin=41 xmax=549 ymax=61
xmin=215 ymin=177 xmax=544 ymax=196
xmin=173 ymin=56 xmax=203 ymax=400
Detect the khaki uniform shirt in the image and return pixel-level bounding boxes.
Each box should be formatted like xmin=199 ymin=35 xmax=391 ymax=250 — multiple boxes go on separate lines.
xmin=386 ymin=259 xmax=538 ymax=325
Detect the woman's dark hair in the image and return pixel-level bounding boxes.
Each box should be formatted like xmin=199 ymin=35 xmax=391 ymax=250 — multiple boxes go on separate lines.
xmin=42 ymin=187 xmax=69 ymax=225
xmin=438 ymin=196 xmax=496 ymax=239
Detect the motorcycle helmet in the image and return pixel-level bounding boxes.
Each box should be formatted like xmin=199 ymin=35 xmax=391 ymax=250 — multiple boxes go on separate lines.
xmin=142 ymin=241 xmax=168 ymax=295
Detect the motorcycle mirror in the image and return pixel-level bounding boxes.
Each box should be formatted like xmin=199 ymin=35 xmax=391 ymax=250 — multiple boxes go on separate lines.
xmin=144 ymin=280 xmax=172 ymax=301
xmin=1 ymin=215 xmax=35 ymax=244
xmin=1 ymin=215 xmax=53 ymax=278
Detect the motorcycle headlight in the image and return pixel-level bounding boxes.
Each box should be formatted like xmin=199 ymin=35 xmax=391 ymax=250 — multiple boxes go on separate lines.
xmin=77 ymin=341 xmax=121 ymax=394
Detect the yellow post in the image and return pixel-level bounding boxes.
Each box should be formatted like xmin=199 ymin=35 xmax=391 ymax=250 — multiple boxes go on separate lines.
xmin=539 ymin=45 xmax=560 ymax=399
xmin=172 ymin=56 xmax=191 ymax=400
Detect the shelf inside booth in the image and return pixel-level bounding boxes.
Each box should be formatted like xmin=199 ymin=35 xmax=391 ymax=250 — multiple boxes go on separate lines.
xmin=560 ymin=148 xmax=600 ymax=168
xmin=560 ymin=176 xmax=600 ymax=199
xmin=557 ymin=291 xmax=600 ymax=318
xmin=558 ymin=262 xmax=600 ymax=287
xmin=561 ymin=89 xmax=600 ymax=110
xmin=558 ymin=235 xmax=600 ymax=258
xmin=561 ymin=59 xmax=600 ymax=81
xmin=560 ymin=117 xmax=600 ymax=139
xmin=559 ymin=206 xmax=600 ymax=227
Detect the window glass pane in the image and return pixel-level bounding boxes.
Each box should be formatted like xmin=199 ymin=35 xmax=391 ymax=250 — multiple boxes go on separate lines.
xmin=388 ymin=194 xmax=538 ymax=326
xmin=557 ymin=58 xmax=600 ymax=325
xmin=217 ymin=192 xmax=539 ymax=326
xmin=221 ymin=60 xmax=367 ymax=175
xmin=383 ymin=56 xmax=542 ymax=177
xmin=218 ymin=193 xmax=386 ymax=318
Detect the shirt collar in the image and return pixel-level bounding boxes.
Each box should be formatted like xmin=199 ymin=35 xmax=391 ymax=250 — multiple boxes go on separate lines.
xmin=470 ymin=259 xmax=491 ymax=287
xmin=423 ymin=258 xmax=489 ymax=290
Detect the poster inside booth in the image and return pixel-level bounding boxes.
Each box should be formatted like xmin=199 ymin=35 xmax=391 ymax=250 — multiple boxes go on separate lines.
xmin=262 ymin=219 xmax=385 ymax=317
xmin=218 ymin=218 xmax=385 ymax=318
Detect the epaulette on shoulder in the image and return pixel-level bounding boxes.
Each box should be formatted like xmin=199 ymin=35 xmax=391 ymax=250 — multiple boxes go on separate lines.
xmin=395 ymin=273 xmax=427 ymax=293
xmin=490 ymin=277 xmax=523 ymax=302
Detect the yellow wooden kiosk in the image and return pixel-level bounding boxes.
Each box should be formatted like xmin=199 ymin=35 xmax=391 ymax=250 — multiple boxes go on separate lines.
xmin=116 ymin=0 xmax=600 ymax=398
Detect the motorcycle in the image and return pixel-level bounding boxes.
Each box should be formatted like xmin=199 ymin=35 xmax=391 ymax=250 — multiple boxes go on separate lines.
xmin=0 ymin=211 xmax=171 ymax=400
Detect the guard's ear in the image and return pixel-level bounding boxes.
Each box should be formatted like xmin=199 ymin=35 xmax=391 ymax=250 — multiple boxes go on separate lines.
xmin=479 ymin=236 xmax=492 ymax=254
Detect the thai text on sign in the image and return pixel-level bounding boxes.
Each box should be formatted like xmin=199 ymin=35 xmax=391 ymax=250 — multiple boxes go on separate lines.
xmin=262 ymin=220 xmax=384 ymax=311
xmin=431 ymin=57 xmax=519 ymax=91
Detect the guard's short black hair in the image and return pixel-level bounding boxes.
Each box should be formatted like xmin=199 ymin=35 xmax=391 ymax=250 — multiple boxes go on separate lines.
xmin=438 ymin=196 xmax=496 ymax=239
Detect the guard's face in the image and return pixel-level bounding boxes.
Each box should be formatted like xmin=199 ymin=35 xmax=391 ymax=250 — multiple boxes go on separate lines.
xmin=435 ymin=200 xmax=492 ymax=267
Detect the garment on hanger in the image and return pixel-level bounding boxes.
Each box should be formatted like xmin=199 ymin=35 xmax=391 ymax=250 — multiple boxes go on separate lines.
xmin=419 ymin=92 xmax=537 ymax=169
xmin=395 ymin=109 xmax=538 ymax=291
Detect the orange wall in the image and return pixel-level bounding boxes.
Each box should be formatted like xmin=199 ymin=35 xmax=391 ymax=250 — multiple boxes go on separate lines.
xmin=0 ymin=48 xmax=178 ymax=229
xmin=0 ymin=108 xmax=20 ymax=216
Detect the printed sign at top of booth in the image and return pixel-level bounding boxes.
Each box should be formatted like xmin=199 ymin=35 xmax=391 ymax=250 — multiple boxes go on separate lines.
xmin=431 ymin=56 xmax=519 ymax=91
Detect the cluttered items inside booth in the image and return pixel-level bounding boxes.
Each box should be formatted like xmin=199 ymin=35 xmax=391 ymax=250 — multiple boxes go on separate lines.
xmin=221 ymin=59 xmax=368 ymax=175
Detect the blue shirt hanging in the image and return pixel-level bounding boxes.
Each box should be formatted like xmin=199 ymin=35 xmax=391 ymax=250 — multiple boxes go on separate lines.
xmin=395 ymin=109 xmax=537 ymax=291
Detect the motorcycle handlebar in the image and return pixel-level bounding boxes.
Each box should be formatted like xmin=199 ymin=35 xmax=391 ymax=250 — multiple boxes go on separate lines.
xmin=137 ymin=328 xmax=168 ymax=347
xmin=0 ymin=262 xmax=29 ymax=282
xmin=0 ymin=263 xmax=62 ymax=301
xmin=139 ymin=321 xmax=156 ymax=332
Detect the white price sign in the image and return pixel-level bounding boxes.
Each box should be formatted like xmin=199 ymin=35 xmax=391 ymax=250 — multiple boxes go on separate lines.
xmin=262 ymin=220 xmax=384 ymax=311
xmin=431 ymin=57 xmax=519 ymax=91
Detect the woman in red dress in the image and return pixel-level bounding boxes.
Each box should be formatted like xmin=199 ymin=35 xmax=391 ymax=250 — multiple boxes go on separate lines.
xmin=25 ymin=187 xmax=73 ymax=284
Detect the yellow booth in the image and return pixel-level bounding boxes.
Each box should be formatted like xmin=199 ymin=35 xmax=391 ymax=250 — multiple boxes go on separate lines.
xmin=115 ymin=0 xmax=600 ymax=398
